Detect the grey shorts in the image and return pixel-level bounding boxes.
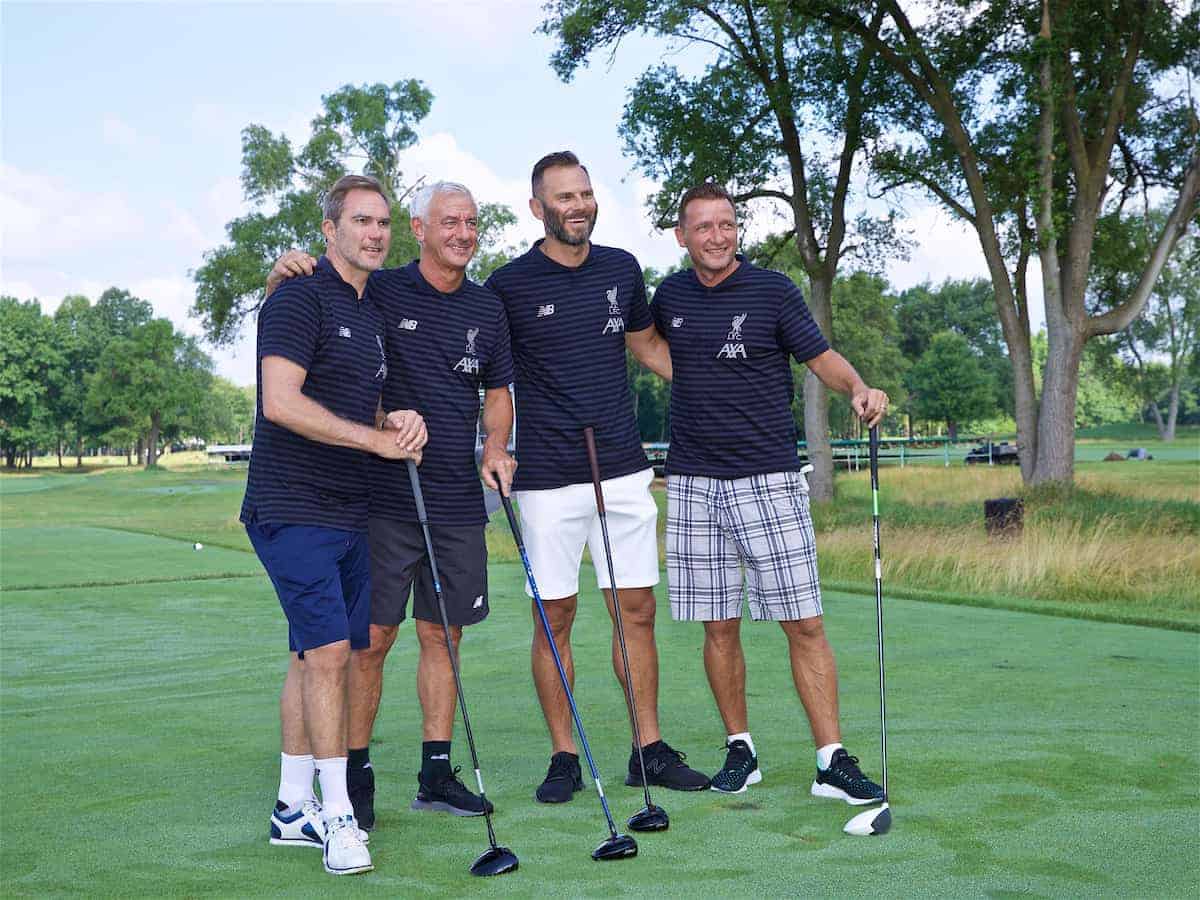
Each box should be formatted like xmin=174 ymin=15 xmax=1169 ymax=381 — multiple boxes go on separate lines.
xmin=666 ymin=471 xmax=822 ymax=622
xmin=367 ymin=518 xmax=489 ymax=627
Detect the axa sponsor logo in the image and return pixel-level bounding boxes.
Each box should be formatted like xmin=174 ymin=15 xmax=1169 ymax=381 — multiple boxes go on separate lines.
xmin=453 ymin=327 xmax=481 ymax=374
xmin=536 ymin=304 xmax=555 ymax=318
xmin=717 ymin=313 xmax=748 ymax=359
xmin=374 ymin=334 xmax=388 ymax=379
xmin=602 ymin=285 xmax=625 ymax=335
xmin=398 ymin=318 xmax=419 ymax=331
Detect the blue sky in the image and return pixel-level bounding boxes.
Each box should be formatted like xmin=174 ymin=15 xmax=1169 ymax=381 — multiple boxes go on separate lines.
xmin=2 ymin=0 xmax=1001 ymax=384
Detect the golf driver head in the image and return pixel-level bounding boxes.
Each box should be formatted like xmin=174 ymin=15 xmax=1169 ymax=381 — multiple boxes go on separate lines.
xmin=592 ymin=832 xmax=638 ymax=860
xmin=469 ymin=845 xmax=519 ymax=876
xmin=628 ymin=804 xmax=669 ymax=832
xmin=844 ymin=802 xmax=891 ymax=836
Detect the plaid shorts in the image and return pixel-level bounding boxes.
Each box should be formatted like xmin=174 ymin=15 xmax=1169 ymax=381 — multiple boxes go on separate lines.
xmin=666 ymin=471 xmax=822 ymax=622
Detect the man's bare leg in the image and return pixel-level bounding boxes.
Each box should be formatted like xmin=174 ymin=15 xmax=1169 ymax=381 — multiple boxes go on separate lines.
xmin=347 ymin=624 xmax=399 ymax=749
xmin=601 ymin=586 xmax=661 ymax=746
xmin=415 ymin=619 xmax=460 ymax=741
xmin=702 ymin=618 xmax=748 ymax=735
xmin=531 ymin=595 xmax=578 ymax=754
xmin=780 ymin=617 xmax=841 ymax=747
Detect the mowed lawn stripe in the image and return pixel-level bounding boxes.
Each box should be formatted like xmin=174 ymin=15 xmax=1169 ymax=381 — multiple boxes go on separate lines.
xmin=1 ymin=526 xmax=261 ymax=590
xmin=2 ymin=562 xmax=1197 ymax=896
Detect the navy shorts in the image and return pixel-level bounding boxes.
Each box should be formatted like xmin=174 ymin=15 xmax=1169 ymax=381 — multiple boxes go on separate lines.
xmin=246 ymin=521 xmax=371 ymax=656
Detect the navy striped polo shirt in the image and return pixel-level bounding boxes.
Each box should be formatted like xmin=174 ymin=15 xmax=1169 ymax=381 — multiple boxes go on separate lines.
xmin=650 ymin=257 xmax=829 ymax=479
xmin=240 ymin=256 xmax=389 ymax=531
xmin=367 ymin=261 xmax=514 ymax=525
xmin=485 ymin=241 xmax=653 ymax=490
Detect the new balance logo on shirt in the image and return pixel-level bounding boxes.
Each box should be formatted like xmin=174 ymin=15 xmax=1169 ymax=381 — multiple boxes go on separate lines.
xmin=398 ymin=318 xmax=419 ymax=331
xmin=338 ymin=326 xmax=352 ymax=338
xmin=537 ymin=304 xmax=555 ymax=318
xmin=671 ymin=317 xmax=684 ymax=328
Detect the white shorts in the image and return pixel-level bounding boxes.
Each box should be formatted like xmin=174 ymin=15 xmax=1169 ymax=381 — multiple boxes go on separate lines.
xmin=514 ymin=467 xmax=660 ymax=599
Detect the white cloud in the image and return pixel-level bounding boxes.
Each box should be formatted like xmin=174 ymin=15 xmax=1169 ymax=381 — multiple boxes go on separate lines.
xmin=101 ymin=115 xmax=141 ymax=150
xmin=0 ymin=164 xmax=146 ymax=260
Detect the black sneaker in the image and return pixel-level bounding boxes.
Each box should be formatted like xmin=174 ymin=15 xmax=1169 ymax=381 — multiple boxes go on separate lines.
xmin=626 ymin=741 xmax=710 ymax=791
xmin=710 ymin=740 xmax=762 ymax=794
xmin=536 ymin=751 xmax=583 ymax=803
xmin=811 ymin=748 xmax=885 ymax=806
xmin=347 ymin=762 xmax=375 ymax=831
xmin=411 ymin=766 xmax=494 ymax=817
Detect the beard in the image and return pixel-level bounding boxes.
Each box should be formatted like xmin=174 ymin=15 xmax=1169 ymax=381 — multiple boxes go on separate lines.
xmin=543 ymin=204 xmax=597 ymax=246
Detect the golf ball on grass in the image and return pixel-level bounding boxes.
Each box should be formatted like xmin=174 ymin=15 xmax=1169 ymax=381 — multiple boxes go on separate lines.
xmin=193 ymin=542 xmax=204 ymax=551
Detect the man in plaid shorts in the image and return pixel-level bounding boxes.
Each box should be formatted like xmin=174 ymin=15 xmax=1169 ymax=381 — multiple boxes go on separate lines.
xmin=649 ymin=182 xmax=889 ymax=803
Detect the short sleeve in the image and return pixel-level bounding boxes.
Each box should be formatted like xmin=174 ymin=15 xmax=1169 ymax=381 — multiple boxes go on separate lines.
xmin=484 ymin=303 xmax=514 ymax=390
xmin=259 ymin=283 xmax=322 ymax=371
xmin=625 ymin=257 xmax=653 ymax=332
xmin=777 ymin=279 xmax=829 ymax=363
xmin=649 ymin=285 xmax=667 ymax=335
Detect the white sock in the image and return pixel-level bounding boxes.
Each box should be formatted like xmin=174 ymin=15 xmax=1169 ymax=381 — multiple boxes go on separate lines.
xmin=315 ymin=757 xmax=353 ymax=819
xmin=816 ymin=742 xmax=843 ymax=771
xmin=278 ymin=752 xmax=315 ymax=810
xmin=727 ymin=732 xmax=756 ymax=757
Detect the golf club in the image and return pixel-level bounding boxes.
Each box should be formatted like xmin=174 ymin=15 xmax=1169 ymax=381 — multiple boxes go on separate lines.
xmin=844 ymin=426 xmax=892 ymax=837
xmin=406 ymin=460 xmax=519 ymax=876
xmin=500 ymin=493 xmax=639 ymax=861
xmin=582 ymin=426 xmax=669 ymax=833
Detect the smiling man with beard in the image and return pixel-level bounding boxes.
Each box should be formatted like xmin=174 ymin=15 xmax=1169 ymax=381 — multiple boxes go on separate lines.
xmin=267 ymin=181 xmax=516 ymax=828
xmin=484 ymin=151 xmax=710 ymax=803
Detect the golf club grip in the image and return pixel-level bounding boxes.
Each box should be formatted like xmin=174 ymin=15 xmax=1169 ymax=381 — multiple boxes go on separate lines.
xmin=582 ymin=426 xmax=605 ymax=514
xmin=869 ymin=425 xmax=880 ymax=491
xmin=500 ymin=494 xmax=523 ymax=546
xmin=406 ymin=459 xmax=428 ymax=524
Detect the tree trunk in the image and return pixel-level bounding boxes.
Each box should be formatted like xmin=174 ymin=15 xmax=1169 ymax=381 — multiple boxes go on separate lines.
xmin=1164 ymin=383 xmax=1180 ymax=442
xmin=3 ymin=447 xmax=13 ymax=469
xmin=804 ymin=275 xmax=835 ymax=501
xmin=126 ymin=446 xmax=132 ymax=466
xmin=136 ymin=437 xmax=144 ymax=467
xmin=1148 ymin=401 xmax=1166 ymax=438
xmin=145 ymin=418 xmax=161 ymax=470
xmin=76 ymin=436 xmax=84 ymax=467
xmin=1031 ymin=327 xmax=1085 ymax=485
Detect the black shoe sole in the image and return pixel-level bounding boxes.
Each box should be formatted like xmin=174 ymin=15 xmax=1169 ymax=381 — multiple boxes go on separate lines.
xmin=625 ymin=773 xmax=711 ymax=791
xmin=535 ymin=778 xmax=583 ymax=803
xmin=410 ymin=796 xmax=492 ymax=817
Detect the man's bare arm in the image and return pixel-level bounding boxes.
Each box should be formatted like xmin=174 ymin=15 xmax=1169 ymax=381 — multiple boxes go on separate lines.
xmin=479 ymin=386 xmax=517 ymax=494
xmin=262 ymin=356 xmax=418 ymax=460
xmin=626 ymin=325 xmax=672 ymax=381
xmin=805 ymin=349 xmax=888 ymax=427
xmin=265 ymin=251 xmax=318 ymax=298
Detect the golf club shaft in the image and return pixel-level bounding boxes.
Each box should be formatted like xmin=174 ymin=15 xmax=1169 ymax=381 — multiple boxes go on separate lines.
xmin=867 ymin=427 xmax=888 ymax=797
xmin=500 ymin=494 xmax=621 ymax=838
xmin=582 ymin=426 xmax=654 ymax=811
xmin=406 ymin=460 xmax=500 ymax=849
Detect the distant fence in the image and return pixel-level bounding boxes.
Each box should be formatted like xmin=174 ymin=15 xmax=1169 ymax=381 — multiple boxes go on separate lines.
xmin=643 ymin=436 xmax=1006 ymax=474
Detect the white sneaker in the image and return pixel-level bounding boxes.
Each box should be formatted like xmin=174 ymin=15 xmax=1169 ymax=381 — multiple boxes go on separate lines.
xmin=323 ymin=814 xmax=373 ymax=875
xmin=270 ymin=799 xmax=369 ymax=848
xmin=269 ymin=799 xmax=325 ymax=847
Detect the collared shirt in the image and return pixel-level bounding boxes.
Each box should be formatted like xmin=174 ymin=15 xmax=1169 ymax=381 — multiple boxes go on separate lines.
xmin=240 ymin=256 xmax=388 ymax=532
xmin=650 ymin=257 xmax=829 ymax=479
xmin=485 ymin=241 xmax=652 ymax=490
xmin=367 ymin=261 xmax=513 ymax=525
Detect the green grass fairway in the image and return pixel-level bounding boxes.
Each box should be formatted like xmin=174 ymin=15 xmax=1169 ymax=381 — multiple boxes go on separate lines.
xmin=3 ymin=563 xmax=1198 ymax=896
xmin=3 ymin=466 xmax=1198 ymax=895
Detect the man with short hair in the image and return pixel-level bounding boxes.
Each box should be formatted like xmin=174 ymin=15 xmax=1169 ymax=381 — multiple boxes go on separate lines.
xmin=485 ymin=151 xmax=709 ymax=802
xmin=267 ymin=181 xmax=516 ymax=826
xmin=243 ymin=174 xmax=425 ymax=876
xmin=649 ymin=181 xmax=888 ymax=803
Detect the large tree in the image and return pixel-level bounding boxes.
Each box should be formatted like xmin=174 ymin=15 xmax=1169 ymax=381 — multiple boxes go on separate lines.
xmin=193 ymin=81 xmax=519 ymax=344
xmin=1091 ymin=207 xmax=1198 ymax=439
xmin=808 ymin=0 xmax=1200 ymax=484
xmin=542 ymin=0 xmax=907 ymax=499
xmin=907 ymin=330 xmax=999 ymax=439
xmin=86 ymin=319 xmax=213 ymax=469
xmin=0 ymin=297 xmax=63 ymax=469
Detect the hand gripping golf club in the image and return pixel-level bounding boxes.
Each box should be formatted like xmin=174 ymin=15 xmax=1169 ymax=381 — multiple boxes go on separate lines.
xmin=582 ymin=426 xmax=669 ymax=833
xmin=844 ymin=427 xmax=892 ymax=837
xmin=500 ymin=493 xmax=638 ymax=862
xmin=406 ymin=460 xmax=519 ymax=876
